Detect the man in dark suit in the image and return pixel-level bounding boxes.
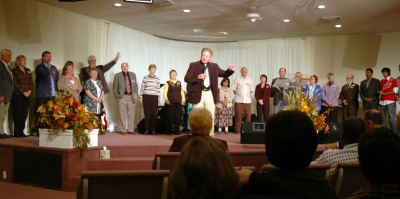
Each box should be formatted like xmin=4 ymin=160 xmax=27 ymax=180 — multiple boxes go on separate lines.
xmin=0 ymin=49 xmax=13 ymax=139
xmin=169 ymin=108 xmax=228 ymax=152
xmin=184 ymin=48 xmax=235 ymax=137
xmin=360 ymin=68 xmax=380 ymax=110
xmin=340 ymin=74 xmax=359 ymax=120
xmin=113 ymin=62 xmax=138 ymax=134
xmin=79 ymin=52 xmax=120 ymax=102
xmin=35 ymin=51 xmax=59 ymax=131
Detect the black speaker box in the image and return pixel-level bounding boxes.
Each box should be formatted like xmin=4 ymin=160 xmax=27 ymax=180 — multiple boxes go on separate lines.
xmin=240 ymin=122 xmax=266 ymax=144
xmin=318 ymin=123 xmax=341 ymax=144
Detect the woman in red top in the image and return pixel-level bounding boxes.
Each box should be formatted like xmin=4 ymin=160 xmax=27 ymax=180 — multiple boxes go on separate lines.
xmin=255 ymin=74 xmax=271 ymax=122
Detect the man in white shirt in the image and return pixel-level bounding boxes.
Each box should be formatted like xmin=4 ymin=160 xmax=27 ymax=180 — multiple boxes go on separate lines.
xmin=232 ymin=67 xmax=254 ymax=134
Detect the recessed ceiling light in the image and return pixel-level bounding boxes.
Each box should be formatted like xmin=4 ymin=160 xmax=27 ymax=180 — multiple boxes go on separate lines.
xmin=318 ymin=5 xmax=325 ymax=9
xmin=220 ymin=32 xmax=228 ymax=35
xmin=114 ymin=3 xmax=122 ymax=7
xmin=193 ymin=29 xmax=201 ymax=33
xmin=183 ymin=9 xmax=191 ymax=13
xmin=335 ymin=24 xmax=342 ymax=28
xmin=283 ymin=19 xmax=290 ymax=22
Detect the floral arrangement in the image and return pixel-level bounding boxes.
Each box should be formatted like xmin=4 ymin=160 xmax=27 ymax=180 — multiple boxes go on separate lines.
xmin=281 ymin=88 xmax=330 ymax=133
xmin=37 ymin=91 xmax=100 ymax=154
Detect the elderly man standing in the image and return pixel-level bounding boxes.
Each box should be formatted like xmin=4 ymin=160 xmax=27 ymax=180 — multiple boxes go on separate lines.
xmin=79 ymin=52 xmax=120 ymax=101
xmin=113 ymin=62 xmax=138 ymax=134
xmin=271 ymin=68 xmax=289 ymax=113
xmin=340 ymin=74 xmax=359 ymax=120
xmin=184 ymin=48 xmax=235 ymax=137
xmin=232 ymin=67 xmax=254 ymax=134
xmin=322 ymin=72 xmax=340 ymax=123
xmin=0 ymin=49 xmax=13 ymax=139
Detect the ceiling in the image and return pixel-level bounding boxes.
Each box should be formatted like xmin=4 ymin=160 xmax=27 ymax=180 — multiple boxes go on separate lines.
xmin=35 ymin=0 xmax=400 ymax=42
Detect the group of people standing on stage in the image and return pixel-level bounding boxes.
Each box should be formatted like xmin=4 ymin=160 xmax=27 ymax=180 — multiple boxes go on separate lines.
xmin=1 ymin=47 xmax=399 ymax=139
xmin=0 ymin=49 xmax=123 ymax=139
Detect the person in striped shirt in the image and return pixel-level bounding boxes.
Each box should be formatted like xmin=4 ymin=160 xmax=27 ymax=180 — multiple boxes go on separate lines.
xmin=140 ymin=64 xmax=160 ymax=135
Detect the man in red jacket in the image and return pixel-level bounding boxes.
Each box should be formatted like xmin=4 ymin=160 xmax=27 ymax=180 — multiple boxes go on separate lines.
xmin=184 ymin=48 xmax=235 ymax=137
xmin=379 ymin=67 xmax=398 ymax=133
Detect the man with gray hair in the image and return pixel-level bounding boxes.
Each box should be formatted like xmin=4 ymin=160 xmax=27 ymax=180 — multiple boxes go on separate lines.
xmin=79 ymin=52 xmax=120 ymax=102
xmin=232 ymin=67 xmax=254 ymax=134
xmin=322 ymin=72 xmax=340 ymax=123
xmin=271 ymin=68 xmax=289 ymax=113
xmin=340 ymin=74 xmax=359 ymax=120
xmin=0 ymin=49 xmax=13 ymax=139
xmin=113 ymin=62 xmax=138 ymax=134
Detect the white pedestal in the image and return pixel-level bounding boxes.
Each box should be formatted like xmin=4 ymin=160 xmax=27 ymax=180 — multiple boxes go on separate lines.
xmin=39 ymin=129 xmax=99 ymax=148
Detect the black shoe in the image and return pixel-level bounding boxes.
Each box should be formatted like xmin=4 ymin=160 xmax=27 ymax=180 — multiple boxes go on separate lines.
xmin=0 ymin=134 xmax=6 ymax=139
xmin=2 ymin=133 xmax=11 ymax=138
xmin=174 ymin=132 xmax=182 ymax=135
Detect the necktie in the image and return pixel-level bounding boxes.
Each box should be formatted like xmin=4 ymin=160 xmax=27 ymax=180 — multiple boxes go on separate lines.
xmin=366 ymin=79 xmax=371 ymax=88
xmin=7 ymin=66 xmax=13 ymax=83
xmin=203 ymin=64 xmax=210 ymax=88
xmin=125 ymin=73 xmax=131 ymax=94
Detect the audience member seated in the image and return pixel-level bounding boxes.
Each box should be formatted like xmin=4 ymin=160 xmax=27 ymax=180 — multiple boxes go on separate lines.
xmin=348 ymin=127 xmax=400 ymax=198
xmin=169 ymin=136 xmax=240 ymax=199
xmin=363 ymin=109 xmax=383 ymax=132
xmin=236 ymin=110 xmax=338 ymax=199
xmin=312 ymin=117 xmax=365 ymax=175
xmin=325 ymin=109 xmax=382 ymax=150
xmin=168 ymin=108 xmax=228 ymax=152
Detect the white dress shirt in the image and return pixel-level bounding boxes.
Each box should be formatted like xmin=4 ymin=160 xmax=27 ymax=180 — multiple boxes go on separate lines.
xmin=233 ymin=76 xmax=254 ymax=103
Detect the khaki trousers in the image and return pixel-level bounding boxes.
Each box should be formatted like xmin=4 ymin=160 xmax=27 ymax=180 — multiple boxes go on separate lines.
xmin=118 ymin=95 xmax=136 ymax=133
xmin=0 ymin=102 xmax=10 ymax=134
xmin=193 ymin=90 xmax=215 ymax=136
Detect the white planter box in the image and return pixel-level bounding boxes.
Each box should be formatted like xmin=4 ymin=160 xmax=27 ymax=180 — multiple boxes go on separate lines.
xmin=39 ymin=129 xmax=99 ymax=149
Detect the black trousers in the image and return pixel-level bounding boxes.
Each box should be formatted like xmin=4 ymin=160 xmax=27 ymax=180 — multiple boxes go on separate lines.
xmin=13 ymin=94 xmax=30 ymax=136
xmin=143 ymin=95 xmax=158 ymax=132
xmin=321 ymin=105 xmax=338 ymax=123
xmin=166 ymin=103 xmax=182 ymax=134
xmin=256 ymin=102 xmax=270 ymax=122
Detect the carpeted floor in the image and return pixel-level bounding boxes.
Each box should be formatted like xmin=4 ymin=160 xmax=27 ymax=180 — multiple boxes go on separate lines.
xmin=0 ymin=181 xmax=75 ymax=199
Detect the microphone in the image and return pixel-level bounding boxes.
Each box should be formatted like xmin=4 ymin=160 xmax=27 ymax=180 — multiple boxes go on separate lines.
xmin=203 ymin=63 xmax=207 ymax=73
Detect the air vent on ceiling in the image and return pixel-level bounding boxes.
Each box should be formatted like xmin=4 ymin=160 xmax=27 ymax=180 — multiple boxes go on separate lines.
xmin=153 ymin=0 xmax=174 ymax=5
xmin=322 ymin=16 xmax=341 ymax=22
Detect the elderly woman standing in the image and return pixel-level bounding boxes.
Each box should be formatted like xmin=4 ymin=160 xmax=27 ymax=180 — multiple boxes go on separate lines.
xmin=215 ymin=78 xmax=234 ymax=134
xmin=11 ymin=55 xmax=33 ymax=137
xmin=58 ymin=61 xmax=82 ymax=100
xmin=83 ymin=68 xmax=104 ymax=120
xmin=163 ymin=69 xmax=185 ymax=135
xmin=140 ymin=64 xmax=160 ymax=135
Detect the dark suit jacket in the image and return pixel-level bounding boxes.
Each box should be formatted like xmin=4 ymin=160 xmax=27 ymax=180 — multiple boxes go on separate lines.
xmin=340 ymin=83 xmax=360 ymax=109
xmin=79 ymin=60 xmax=116 ymax=95
xmin=0 ymin=60 xmax=14 ymax=102
xmin=359 ymin=78 xmax=380 ymax=107
xmin=113 ymin=71 xmax=138 ymax=102
xmin=35 ymin=63 xmax=59 ymax=99
xmin=169 ymin=134 xmax=228 ymax=152
xmin=184 ymin=60 xmax=234 ymax=104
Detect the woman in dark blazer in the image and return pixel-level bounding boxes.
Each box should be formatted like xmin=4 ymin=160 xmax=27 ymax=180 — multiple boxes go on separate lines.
xmin=255 ymin=74 xmax=271 ymax=122
xmin=12 ymin=55 xmax=33 ymax=137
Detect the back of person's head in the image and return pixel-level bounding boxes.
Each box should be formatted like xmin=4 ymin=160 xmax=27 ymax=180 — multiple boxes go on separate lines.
xmin=189 ymin=108 xmax=212 ymax=135
xmin=358 ymin=127 xmax=400 ymax=184
xmin=169 ymin=136 xmax=240 ymax=199
xmin=266 ymin=110 xmax=318 ymax=169
xmin=341 ymin=117 xmax=365 ymax=145
xmin=363 ymin=109 xmax=383 ymax=126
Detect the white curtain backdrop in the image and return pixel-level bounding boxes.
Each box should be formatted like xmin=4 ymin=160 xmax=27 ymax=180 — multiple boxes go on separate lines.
xmin=103 ymin=22 xmax=306 ymax=127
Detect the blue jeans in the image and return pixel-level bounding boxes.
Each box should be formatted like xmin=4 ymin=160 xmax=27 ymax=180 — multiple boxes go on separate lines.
xmin=381 ymin=103 xmax=396 ymax=133
xmin=274 ymin=100 xmax=285 ymax=114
